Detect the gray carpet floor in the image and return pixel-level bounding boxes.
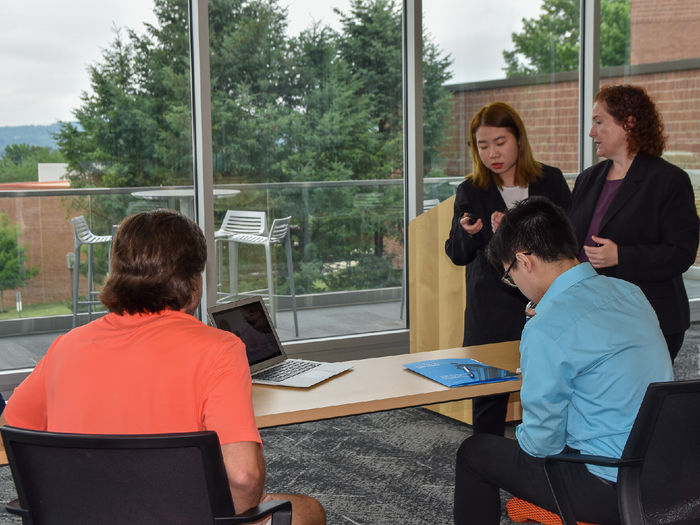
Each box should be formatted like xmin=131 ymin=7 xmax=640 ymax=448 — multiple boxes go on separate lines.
xmin=0 ymin=325 xmax=697 ymax=524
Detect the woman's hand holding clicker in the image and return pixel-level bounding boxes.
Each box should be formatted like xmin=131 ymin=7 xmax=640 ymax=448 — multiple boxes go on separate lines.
xmin=584 ymin=235 xmax=619 ymax=268
xmin=459 ymin=212 xmax=483 ymax=235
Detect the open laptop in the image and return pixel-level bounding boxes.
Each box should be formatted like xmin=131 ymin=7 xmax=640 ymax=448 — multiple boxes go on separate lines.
xmin=208 ymin=296 xmax=352 ymax=388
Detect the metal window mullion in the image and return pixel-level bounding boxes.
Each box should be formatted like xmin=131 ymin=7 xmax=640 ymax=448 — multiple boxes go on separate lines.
xmin=188 ymin=0 xmax=216 ymax=317
xmin=579 ymin=0 xmax=600 ymax=171
xmin=402 ymin=0 xmax=423 ymax=327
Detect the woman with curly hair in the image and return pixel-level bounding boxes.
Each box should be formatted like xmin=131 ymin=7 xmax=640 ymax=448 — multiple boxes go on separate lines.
xmin=569 ymin=84 xmax=699 ymax=361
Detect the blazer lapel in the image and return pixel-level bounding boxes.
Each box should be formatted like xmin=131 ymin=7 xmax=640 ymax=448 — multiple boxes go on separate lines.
xmin=599 ymin=154 xmax=647 ymax=232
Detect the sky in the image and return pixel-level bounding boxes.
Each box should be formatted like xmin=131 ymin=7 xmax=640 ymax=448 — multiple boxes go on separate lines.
xmin=0 ymin=0 xmax=543 ymax=127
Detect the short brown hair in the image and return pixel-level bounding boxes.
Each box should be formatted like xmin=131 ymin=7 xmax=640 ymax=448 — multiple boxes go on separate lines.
xmin=468 ymin=102 xmax=542 ymax=190
xmin=100 ymin=210 xmax=206 ymax=315
xmin=595 ymin=84 xmax=666 ymax=156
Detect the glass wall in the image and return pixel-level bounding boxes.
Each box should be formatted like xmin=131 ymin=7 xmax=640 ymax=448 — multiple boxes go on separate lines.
xmin=0 ymin=1 xmax=193 ymax=372
xmin=207 ymin=0 xmax=408 ymax=339
xmin=424 ymin=0 xmax=581 ymax=188
xmin=2 ymin=0 xmax=697 ymax=378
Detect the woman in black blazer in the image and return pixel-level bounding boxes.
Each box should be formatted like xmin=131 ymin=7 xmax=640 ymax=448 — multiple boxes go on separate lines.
xmin=445 ymin=102 xmax=571 ymax=435
xmin=569 ymin=84 xmax=699 ymax=361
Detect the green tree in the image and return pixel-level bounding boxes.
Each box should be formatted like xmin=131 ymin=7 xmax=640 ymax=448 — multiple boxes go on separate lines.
xmin=336 ymin=0 xmax=453 ymax=176
xmin=54 ymin=0 xmax=454 ymax=293
xmin=57 ymin=0 xmax=453 ymax=186
xmin=55 ymin=28 xmax=163 ymax=188
xmin=0 ymin=213 xmax=38 ymax=312
xmin=0 ymin=144 xmax=65 ymax=183
xmin=503 ymin=0 xmax=630 ymax=77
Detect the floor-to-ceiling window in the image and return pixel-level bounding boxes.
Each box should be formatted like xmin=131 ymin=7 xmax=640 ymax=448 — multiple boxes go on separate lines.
xmin=0 ymin=1 xmax=194 ymax=377
xmin=2 ymin=0 xmax=697 ymax=384
xmin=207 ymin=0 xmax=413 ymax=341
xmin=424 ymin=0 xmax=582 ymax=189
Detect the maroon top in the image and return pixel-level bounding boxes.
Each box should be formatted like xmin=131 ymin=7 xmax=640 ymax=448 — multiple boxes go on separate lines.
xmin=579 ymin=178 xmax=624 ymax=262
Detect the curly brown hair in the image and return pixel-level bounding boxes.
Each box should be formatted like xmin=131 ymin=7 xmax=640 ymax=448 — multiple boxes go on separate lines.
xmin=595 ymin=84 xmax=666 ymax=156
xmin=100 ymin=210 xmax=206 ymax=315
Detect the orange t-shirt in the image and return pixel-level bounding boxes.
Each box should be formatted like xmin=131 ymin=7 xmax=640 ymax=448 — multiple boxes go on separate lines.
xmin=4 ymin=310 xmax=261 ymax=446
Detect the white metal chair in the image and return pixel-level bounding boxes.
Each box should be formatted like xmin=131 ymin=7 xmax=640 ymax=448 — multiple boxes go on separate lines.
xmin=423 ymin=198 xmax=440 ymax=211
xmin=215 ymin=211 xmax=267 ymax=299
xmin=71 ymin=216 xmax=112 ymax=327
xmin=228 ymin=216 xmax=299 ymax=337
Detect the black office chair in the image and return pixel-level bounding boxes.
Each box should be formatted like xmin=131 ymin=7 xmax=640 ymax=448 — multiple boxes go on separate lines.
xmin=1 ymin=427 xmax=291 ymax=525
xmin=543 ymin=379 xmax=700 ymax=525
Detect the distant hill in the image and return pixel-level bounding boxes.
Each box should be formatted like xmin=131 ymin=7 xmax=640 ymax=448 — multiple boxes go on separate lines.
xmin=0 ymin=123 xmax=63 ymax=154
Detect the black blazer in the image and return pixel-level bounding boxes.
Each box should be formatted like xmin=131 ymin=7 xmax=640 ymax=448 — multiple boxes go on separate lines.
xmin=445 ymin=164 xmax=571 ymax=346
xmin=569 ymin=153 xmax=699 ymax=335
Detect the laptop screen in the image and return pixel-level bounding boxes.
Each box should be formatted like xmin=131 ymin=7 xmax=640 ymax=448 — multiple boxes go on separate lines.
xmin=209 ymin=298 xmax=283 ymax=366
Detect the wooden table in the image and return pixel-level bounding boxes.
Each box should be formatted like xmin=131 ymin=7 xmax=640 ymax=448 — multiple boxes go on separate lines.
xmin=253 ymin=340 xmax=521 ymax=428
xmin=0 ymin=343 xmax=520 ymax=466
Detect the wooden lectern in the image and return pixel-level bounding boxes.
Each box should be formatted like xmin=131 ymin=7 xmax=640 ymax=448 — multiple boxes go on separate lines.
xmin=408 ymin=195 xmax=522 ymax=423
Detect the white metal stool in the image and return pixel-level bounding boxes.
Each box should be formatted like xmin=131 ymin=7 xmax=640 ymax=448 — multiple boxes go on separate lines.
xmin=215 ymin=210 xmax=267 ymax=300
xmin=228 ymin=216 xmax=299 ymax=337
xmin=71 ymin=215 xmax=112 ymax=327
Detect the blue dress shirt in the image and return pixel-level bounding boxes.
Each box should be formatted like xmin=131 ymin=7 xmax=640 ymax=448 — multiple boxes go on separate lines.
xmin=515 ymin=263 xmax=674 ymax=481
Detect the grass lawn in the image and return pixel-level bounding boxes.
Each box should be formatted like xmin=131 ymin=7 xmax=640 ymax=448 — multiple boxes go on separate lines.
xmin=0 ymin=301 xmax=80 ymax=321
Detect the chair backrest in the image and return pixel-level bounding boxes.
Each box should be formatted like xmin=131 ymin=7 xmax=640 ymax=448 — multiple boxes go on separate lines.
xmin=218 ymin=210 xmax=266 ymax=236
xmin=1 ymin=427 xmax=236 ymax=525
xmin=71 ymin=215 xmax=112 ymax=246
xmin=618 ymin=379 xmax=700 ymax=524
xmin=268 ymin=216 xmax=292 ymax=243
xmin=353 ymin=192 xmax=381 ymax=208
xmin=71 ymin=215 xmax=92 ymax=244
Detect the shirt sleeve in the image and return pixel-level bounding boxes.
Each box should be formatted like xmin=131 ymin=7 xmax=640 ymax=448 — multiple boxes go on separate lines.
xmin=4 ymin=339 xmax=55 ymax=430
xmin=515 ymin=327 xmax=572 ymax=457
xmin=445 ymin=181 xmax=488 ymax=266
xmin=201 ymin=336 xmax=261 ymax=446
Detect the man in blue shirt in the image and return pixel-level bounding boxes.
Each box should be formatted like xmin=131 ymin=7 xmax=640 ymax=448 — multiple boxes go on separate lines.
xmin=453 ymin=196 xmax=673 ymax=525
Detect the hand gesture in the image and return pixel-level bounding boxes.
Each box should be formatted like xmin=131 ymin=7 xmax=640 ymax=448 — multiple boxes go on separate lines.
xmin=491 ymin=211 xmax=505 ymax=233
xmin=583 ymin=235 xmax=619 ymax=268
xmin=459 ymin=212 xmax=483 ymax=235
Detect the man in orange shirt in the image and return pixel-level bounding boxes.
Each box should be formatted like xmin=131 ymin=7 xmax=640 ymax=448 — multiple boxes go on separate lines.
xmin=3 ymin=210 xmax=325 ymax=525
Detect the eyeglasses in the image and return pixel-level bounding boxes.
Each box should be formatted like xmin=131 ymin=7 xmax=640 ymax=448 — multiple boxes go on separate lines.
xmin=501 ymin=252 xmax=531 ymax=287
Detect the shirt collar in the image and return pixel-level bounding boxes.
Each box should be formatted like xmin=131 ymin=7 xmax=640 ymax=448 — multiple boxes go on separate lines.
xmin=536 ymin=262 xmax=597 ymax=313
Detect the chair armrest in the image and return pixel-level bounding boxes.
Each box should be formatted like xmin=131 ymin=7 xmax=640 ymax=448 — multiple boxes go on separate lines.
xmin=5 ymin=499 xmax=31 ymax=518
xmin=543 ymin=453 xmax=640 ymax=525
xmin=216 ymin=499 xmax=292 ymax=525
xmin=545 ymin=451 xmax=641 ymax=468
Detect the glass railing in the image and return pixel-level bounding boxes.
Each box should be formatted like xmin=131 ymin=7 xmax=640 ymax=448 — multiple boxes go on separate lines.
xmin=0 ymin=177 xmax=460 ymax=344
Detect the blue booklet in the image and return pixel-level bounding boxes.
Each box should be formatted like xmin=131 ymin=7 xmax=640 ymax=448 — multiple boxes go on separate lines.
xmin=404 ymin=358 xmax=519 ymax=387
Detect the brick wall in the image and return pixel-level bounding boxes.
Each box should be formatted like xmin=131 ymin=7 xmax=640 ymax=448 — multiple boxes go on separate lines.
xmin=631 ymin=0 xmax=700 ymax=65
xmin=441 ymin=78 xmax=581 ymax=177
xmin=441 ymin=65 xmax=700 ymax=177
xmin=0 ymin=197 xmax=78 ymax=306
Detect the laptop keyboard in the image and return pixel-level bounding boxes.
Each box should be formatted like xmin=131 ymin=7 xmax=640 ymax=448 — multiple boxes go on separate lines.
xmin=254 ymin=360 xmax=322 ymax=382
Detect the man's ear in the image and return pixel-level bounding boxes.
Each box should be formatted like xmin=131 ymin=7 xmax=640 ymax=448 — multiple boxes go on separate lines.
xmin=515 ymin=252 xmax=533 ymax=273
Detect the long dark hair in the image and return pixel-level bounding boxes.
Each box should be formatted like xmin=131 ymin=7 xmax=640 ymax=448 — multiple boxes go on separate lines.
xmin=468 ymin=101 xmax=542 ymax=190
